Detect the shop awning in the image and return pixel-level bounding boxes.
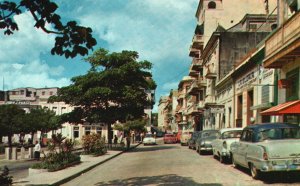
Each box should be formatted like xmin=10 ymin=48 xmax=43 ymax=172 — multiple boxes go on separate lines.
xmin=260 ymin=100 xmax=300 ymax=115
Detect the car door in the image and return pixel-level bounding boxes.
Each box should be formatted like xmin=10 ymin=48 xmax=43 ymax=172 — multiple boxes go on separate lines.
xmin=212 ymin=131 xmax=221 ymax=155
xmin=238 ymin=129 xmax=254 ymax=167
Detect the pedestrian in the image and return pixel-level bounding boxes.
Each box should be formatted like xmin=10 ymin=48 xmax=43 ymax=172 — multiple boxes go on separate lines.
xmin=34 ymin=140 xmax=41 ymax=160
xmin=113 ymin=135 xmax=118 ymax=146
xmin=131 ymin=131 xmax=135 ymax=144
xmin=154 ymin=131 xmax=157 ymax=139
xmin=140 ymin=132 xmax=144 ymax=142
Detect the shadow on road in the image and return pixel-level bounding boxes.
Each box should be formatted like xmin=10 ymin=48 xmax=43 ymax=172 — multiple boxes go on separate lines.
xmin=233 ymin=165 xmax=300 ymax=184
xmin=95 ymin=174 xmax=223 ymax=186
xmin=127 ymin=145 xmax=180 ymax=153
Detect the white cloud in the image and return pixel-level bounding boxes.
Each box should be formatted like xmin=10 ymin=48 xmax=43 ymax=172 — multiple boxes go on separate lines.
xmin=78 ymin=0 xmax=197 ymax=64
xmin=0 ymin=12 xmax=70 ymax=90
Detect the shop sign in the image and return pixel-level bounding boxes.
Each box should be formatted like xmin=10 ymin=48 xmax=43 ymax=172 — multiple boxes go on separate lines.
xmin=236 ymin=70 xmax=257 ymax=91
xmin=6 ymin=101 xmax=31 ymax=105
xmin=210 ymin=107 xmax=225 ymax=114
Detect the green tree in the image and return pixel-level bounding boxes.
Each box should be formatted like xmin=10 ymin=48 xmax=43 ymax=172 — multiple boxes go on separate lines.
xmin=49 ymin=48 xmax=156 ymax=143
xmin=21 ymin=107 xmax=62 ymax=144
xmin=0 ymin=0 xmax=97 ymax=58
xmin=0 ymin=104 xmax=25 ymax=146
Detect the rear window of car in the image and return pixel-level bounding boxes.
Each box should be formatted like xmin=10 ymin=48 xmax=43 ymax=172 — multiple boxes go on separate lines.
xmin=145 ymin=134 xmax=153 ymax=138
xmin=222 ymin=130 xmax=242 ymax=139
xmin=257 ymin=127 xmax=300 ymax=142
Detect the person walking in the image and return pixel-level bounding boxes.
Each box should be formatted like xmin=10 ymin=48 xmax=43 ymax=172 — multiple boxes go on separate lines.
xmin=34 ymin=141 xmax=41 ymax=160
xmin=113 ymin=135 xmax=118 ymax=147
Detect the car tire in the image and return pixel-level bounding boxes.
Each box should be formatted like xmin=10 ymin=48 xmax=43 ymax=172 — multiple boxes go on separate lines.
xmin=219 ymin=154 xmax=224 ymax=163
xmin=250 ymin=163 xmax=262 ymax=179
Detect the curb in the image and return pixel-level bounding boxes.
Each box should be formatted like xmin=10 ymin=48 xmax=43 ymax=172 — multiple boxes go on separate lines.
xmin=51 ymin=142 xmax=141 ymax=186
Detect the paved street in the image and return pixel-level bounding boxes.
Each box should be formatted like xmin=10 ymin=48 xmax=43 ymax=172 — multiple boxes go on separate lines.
xmin=62 ymin=138 xmax=300 ymax=186
xmin=0 ymin=159 xmax=38 ymax=180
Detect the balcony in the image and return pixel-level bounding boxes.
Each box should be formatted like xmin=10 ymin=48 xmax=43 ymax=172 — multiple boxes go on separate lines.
xmin=177 ymin=92 xmax=184 ymax=101
xmin=188 ymin=69 xmax=199 ymax=77
xmin=264 ymin=11 xmax=300 ymax=68
xmin=205 ymin=95 xmax=216 ymax=105
xmin=197 ymin=100 xmax=205 ymax=109
xmin=205 ymin=65 xmax=217 ymax=79
xmin=189 ymin=45 xmax=200 ymax=58
xmin=187 ymin=80 xmax=201 ymax=95
xmin=191 ymin=58 xmax=203 ymax=71
xmin=187 ymin=103 xmax=202 ymax=116
xmin=191 ymin=34 xmax=204 ymax=50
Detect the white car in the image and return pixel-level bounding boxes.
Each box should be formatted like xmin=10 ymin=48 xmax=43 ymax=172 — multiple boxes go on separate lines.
xmin=211 ymin=128 xmax=243 ymax=163
xmin=143 ymin=133 xmax=156 ymax=145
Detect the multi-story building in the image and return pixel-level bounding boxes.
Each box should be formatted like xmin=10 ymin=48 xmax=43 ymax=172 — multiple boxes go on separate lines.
xmin=175 ymin=76 xmax=193 ymax=132
xmin=188 ymin=0 xmax=278 ymax=130
xmin=158 ymin=96 xmax=169 ymax=131
xmin=262 ymin=0 xmax=300 ymax=125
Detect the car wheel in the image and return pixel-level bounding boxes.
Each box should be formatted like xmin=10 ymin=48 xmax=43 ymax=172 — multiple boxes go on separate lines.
xmin=219 ymin=154 xmax=224 ymax=163
xmin=250 ymin=163 xmax=261 ymax=179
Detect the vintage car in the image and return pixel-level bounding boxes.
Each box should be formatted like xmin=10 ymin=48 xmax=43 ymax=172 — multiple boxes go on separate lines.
xmin=230 ymin=123 xmax=300 ymax=179
xmin=163 ymin=134 xmax=177 ymax=144
xmin=180 ymin=131 xmax=192 ymax=146
xmin=195 ymin=130 xmax=219 ymax=154
xmin=188 ymin=131 xmax=201 ymax=150
xmin=211 ymin=128 xmax=243 ymax=163
xmin=143 ymin=133 xmax=156 ymax=145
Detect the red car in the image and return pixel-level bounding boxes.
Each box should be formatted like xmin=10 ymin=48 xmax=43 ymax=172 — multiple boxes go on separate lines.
xmin=163 ymin=134 xmax=177 ymax=144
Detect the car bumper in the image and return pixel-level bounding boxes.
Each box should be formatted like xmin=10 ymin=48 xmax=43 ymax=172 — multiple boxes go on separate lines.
xmin=200 ymin=146 xmax=213 ymax=152
xmin=164 ymin=140 xmax=176 ymax=143
xmin=143 ymin=141 xmax=156 ymax=145
xmin=254 ymin=159 xmax=300 ymax=172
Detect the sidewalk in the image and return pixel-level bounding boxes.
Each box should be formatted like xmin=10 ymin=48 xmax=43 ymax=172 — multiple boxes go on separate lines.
xmin=13 ymin=143 xmax=140 ymax=186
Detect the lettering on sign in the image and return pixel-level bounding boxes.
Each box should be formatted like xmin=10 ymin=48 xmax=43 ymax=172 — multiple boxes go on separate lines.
xmin=263 ymin=69 xmax=274 ymax=79
xmin=236 ymin=70 xmax=257 ymax=91
xmin=6 ymin=101 xmax=31 ymax=105
xmin=210 ymin=107 xmax=225 ymax=114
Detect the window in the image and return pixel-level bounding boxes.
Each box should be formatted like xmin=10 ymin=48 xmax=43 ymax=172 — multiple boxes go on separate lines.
xmin=49 ymin=91 xmax=53 ymax=95
xmin=42 ymin=91 xmax=45 ymax=96
xmin=286 ymin=68 xmax=299 ymax=101
xmin=20 ymin=90 xmax=25 ymax=95
xmin=73 ymin=126 xmax=79 ymax=138
xmin=96 ymin=127 xmax=102 ymax=135
xmin=208 ymin=1 xmax=216 ymax=9
xmin=85 ymin=126 xmax=91 ymax=135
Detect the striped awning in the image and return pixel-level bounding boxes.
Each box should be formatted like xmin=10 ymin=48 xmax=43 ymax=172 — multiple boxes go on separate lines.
xmin=260 ymin=100 xmax=300 ymax=115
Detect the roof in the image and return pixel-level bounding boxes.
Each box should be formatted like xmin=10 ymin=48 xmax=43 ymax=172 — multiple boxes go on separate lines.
xmin=219 ymin=128 xmax=243 ymax=133
xmin=260 ymin=100 xmax=300 ymax=115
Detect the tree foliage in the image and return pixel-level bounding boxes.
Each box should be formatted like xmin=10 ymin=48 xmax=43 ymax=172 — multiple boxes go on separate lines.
xmin=0 ymin=0 xmax=97 ymax=58
xmin=0 ymin=104 xmax=25 ymax=145
xmin=49 ymin=48 xmax=157 ymax=140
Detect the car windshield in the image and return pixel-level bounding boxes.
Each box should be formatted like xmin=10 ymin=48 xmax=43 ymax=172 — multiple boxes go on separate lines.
xmin=201 ymin=131 xmax=217 ymax=138
xmin=222 ymin=130 xmax=242 ymax=139
xmin=257 ymin=127 xmax=300 ymax=141
xmin=145 ymin=134 xmax=153 ymax=138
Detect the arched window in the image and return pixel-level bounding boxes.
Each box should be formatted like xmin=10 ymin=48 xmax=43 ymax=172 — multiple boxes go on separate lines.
xmin=208 ymin=1 xmax=216 ymax=9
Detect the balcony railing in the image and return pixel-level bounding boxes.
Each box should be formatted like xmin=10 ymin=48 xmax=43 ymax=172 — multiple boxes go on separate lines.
xmin=189 ymin=45 xmax=200 ymax=57
xmin=191 ymin=58 xmax=203 ymax=71
xmin=192 ymin=34 xmax=204 ymax=49
xmin=265 ymin=11 xmax=300 ymax=65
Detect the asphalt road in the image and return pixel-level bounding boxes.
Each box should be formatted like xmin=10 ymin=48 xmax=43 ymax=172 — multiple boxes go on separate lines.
xmin=63 ymin=138 xmax=300 ymax=186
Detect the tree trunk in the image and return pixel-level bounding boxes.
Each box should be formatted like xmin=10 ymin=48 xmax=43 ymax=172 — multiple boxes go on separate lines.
xmin=0 ymin=135 xmax=2 ymax=143
xmin=107 ymin=124 xmax=113 ymax=144
xmin=8 ymin=135 xmax=12 ymax=147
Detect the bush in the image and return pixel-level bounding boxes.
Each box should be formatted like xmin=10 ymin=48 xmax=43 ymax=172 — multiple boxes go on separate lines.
xmin=31 ymin=134 xmax=81 ymax=172
xmin=0 ymin=166 xmax=13 ymax=186
xmin=82 ymin=133 xmax=107 ymax=156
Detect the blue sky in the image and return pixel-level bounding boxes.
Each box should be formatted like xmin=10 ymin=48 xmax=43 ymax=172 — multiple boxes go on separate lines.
xmin=0 ymin=0 xmax=198 ymax=111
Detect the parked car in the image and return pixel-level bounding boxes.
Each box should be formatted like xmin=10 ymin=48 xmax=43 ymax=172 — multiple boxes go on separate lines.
xmin=195 ymin=130 xmax=219 ymax=154
xmin=180 ymin=131 xmax=192 ymax=146
xmin=211 ymin=128 xmax=243 ymax=163
xmin=230 ymin=123 xmax=300 ymax=179
xmin=143 ymin=133 xmax=156 ymax=145
xmin=163 ymin=134 xmax=177 ymax=144
xmin=188 ymin=131 xmax=201 ymax=150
